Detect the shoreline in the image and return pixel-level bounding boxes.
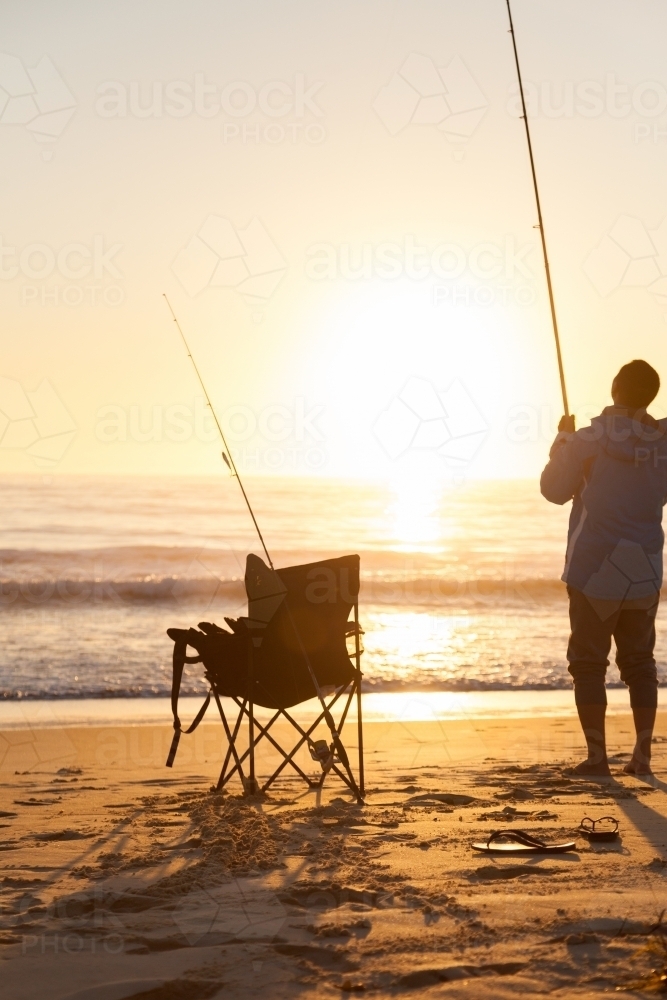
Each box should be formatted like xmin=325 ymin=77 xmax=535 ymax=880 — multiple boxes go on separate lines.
xmin=0 ymin=687 xmax=649 ymax=729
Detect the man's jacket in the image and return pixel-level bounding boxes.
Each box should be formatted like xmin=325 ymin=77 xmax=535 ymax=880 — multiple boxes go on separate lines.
xmin=541 ymin=406 xmax=667 ymax=600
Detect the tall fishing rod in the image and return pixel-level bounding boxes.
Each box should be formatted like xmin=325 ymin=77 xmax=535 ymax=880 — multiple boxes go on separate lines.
xmin=163 ymin=294 xmax=362 ymax=798
xmin=163 ymin=293 xmax=274 ymax=567
xmin=505 ymin=0 xmax=570 ymax=419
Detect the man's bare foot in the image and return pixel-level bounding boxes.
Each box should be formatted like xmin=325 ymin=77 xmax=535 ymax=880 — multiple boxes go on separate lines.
xmin=623 ymin=757 xmax=653 ymax=775
xmin=570 ymin=759 xmax=612 ymax=777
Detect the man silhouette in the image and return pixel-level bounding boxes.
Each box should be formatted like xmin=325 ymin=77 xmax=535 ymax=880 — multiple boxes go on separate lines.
xmin=541 ymin=360 xmax=665 ymax=775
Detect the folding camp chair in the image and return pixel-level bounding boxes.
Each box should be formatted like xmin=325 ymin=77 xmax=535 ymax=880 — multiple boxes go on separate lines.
xmin=166 ymin=553 xmax=365 ymax=801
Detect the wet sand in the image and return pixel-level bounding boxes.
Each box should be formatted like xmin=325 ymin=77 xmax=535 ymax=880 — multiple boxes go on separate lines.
xmin=1 ymin=711 xmax=666 ymax=999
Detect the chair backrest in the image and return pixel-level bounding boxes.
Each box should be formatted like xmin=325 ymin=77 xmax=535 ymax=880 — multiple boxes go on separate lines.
xmin=243 ymin=553 xmax=359 ymax=706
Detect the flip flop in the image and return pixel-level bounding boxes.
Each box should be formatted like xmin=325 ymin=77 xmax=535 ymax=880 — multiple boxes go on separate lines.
xmin=578 ymin=816 xmax=619 ymax=842
xmin=472 ymin=829 xmax=577 ymax=854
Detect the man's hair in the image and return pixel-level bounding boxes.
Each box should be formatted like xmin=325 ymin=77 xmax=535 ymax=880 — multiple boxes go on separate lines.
xmin=614 ymin=359 xmax=660 ymax=408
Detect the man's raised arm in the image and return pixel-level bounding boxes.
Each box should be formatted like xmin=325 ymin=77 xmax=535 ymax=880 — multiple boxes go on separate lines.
xmin=540 ymin=414 xmax=587 ymax=505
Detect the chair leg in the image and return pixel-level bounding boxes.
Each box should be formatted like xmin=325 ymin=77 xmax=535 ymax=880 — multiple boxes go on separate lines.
xmin=311 ymin=683 xmax=363 ymax=802
xmin=278 ymin=686 xmax=363 ymax=800
xmin=314 ymin=683 xmax=356 ymax=793
xmin=213 ymin=682 xmax=363 ymax=801
xmin=219 ymin=706 xmax=247 ymax=789
xmin=244 ymin=704 xmax=316 ymax=789
xmin=259 ymin=691 xmax=350 ymax=792
xmin=225 ymin=699 xmax=317 ymax=790
xmin=354 ymin=598 xmax=365 ymax=796
xmin=329 ymin=762 xmax=359 ymax=796
xmin=246 ymin=643 xmax=258 ymax=795
xmin=334 ymin=683 xmax=356 ymax=735
xmin=217 ymin=697 xmax=270 ymax=790
xmin=212 ymin=690 xmax=246 ymax=791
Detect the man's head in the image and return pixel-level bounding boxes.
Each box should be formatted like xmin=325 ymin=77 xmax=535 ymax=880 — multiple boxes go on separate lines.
xmin=611 ymin=360 xmax=660 ymax=410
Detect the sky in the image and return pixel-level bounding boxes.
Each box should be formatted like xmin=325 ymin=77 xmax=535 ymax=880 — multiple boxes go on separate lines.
xmin=1 ymin=0 xmax=667 ymax=482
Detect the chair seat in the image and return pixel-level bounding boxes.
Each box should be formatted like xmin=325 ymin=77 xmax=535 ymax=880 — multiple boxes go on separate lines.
xmin=180 ymin=620 xmax=355 ymax=710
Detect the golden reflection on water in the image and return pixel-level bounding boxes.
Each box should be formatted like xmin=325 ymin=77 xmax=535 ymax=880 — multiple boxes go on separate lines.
xmin=364 ymin=610 xmax=479 ymax=684
xmin=388 ymin=471 xmax=455 ymax=552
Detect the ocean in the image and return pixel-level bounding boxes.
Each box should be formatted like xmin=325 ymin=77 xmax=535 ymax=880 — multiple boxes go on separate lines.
xmin=1 ymin=474 xmax=665 ymax=702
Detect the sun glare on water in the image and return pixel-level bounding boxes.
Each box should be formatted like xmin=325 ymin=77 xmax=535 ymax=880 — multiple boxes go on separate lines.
xmin=388 ymin=464 xmax=458 ymax=552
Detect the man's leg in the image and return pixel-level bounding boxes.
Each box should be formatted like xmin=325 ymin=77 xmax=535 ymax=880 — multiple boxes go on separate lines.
xmin=614 ymin=599 xmax=659 ymax=775
xmin=572 ymin=703 xmax=609 ymax=774
xmin=567 ymin=587 xmax=615 ymax=775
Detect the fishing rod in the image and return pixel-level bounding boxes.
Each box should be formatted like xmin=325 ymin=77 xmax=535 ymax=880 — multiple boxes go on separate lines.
xmin=505 ymin=0 xmax=571 ymax=419
xmin=163 ymin=293 xmax=274 ymax=567
xmin=163 ymin=294 xmax=361 ymax=797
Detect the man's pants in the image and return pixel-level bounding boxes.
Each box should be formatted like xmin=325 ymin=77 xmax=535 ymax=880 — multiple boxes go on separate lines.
xmin=567 ymin=586 xmax=659 ymax=709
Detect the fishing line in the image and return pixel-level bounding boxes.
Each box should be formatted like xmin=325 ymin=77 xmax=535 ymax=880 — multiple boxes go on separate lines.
xmin=505 ymin=0 xmax=570 ymax=418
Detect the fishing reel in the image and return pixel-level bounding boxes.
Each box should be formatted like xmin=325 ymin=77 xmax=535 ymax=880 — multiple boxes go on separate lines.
xmin=309 ymin=738 xmax=339 ymax=770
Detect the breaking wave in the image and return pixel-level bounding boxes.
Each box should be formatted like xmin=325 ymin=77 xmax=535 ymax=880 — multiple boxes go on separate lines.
xmin=0 ymin=573 xmax=570 ymax=607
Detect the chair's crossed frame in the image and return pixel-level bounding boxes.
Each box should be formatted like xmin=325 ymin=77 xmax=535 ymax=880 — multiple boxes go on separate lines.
xmin=213 ymin=617 xmax=364 ymax=798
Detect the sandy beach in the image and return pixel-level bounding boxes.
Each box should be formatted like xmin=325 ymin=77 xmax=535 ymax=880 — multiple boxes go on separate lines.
xmin=1 ymin=706 xmax=666 ymax=999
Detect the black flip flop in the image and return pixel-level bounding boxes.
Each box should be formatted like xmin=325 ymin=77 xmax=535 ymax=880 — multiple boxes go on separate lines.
xmin=472 ymin=829 xmax=577 ymax=854
xmin=578 ymin=816 xmax=619 ymax=842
